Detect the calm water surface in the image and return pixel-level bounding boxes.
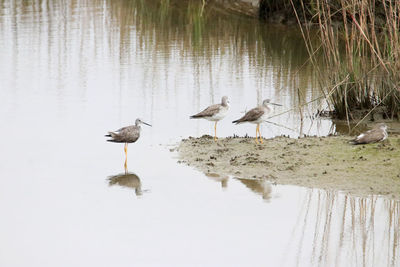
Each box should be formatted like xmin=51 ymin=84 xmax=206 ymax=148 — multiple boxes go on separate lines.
xmin=0 ymin=0 xmax=398 ymax=266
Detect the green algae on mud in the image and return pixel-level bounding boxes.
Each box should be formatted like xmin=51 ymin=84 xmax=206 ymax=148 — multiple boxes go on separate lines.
xmin=178 ymin=135 xmax=400 ymax=199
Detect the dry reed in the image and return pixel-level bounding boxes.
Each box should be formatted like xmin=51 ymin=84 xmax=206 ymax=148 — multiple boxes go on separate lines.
xmin=291 ymin=0 xmax=400 ymax=122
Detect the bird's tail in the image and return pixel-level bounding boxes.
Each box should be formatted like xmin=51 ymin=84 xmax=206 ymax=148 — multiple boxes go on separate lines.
xmin=232 ymin=119 xmax=241 ymax=124
xmin=348 ymin=139 xmax=359 ymax=145
xmin=105 ymin=132 xmax=117 ymax=139
xmin=190 ymin=115 xmax=201 ymax=119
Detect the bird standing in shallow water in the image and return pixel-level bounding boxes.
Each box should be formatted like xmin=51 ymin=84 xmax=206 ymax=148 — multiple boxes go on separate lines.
xmin=233 ymin=99 xmax=281 ymax=144
xmin=190 ymin=96 xmax=230 ymax=141
xmin=105 ymin=118 xmax=151 ymax=167
xmin=350 ymin=123 xmax=388 ymax=144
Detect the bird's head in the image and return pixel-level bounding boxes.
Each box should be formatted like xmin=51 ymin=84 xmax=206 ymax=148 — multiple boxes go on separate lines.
xmin=263 ymin=99 xmax=282 ymax=107
xmin=376 ymin=123 xmax=387 ymax=131
xmin=135 ymin=118 xmax=152 ymax=127
xmin=221 ymin=96 xmax=230 ymax=106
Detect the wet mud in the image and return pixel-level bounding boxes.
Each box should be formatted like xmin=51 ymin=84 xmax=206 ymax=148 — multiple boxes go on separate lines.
xmin=178 ymin=134 xmax=400 ymax=199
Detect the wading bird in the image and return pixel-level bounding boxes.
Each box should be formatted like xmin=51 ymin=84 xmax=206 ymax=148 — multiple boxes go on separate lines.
xmin=233 ymin=99 xmax=281 ymax=144
xmin=105 ymin=118 xmax=151 ymax=167
xmin=190 ymin=96 xmax=230 ymax=141
xmin=350 ymin=123 xmax=388 ymax=144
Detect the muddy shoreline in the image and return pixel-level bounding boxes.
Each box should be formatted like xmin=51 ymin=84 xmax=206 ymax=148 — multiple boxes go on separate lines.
xmin=178 ymin=135 xmax=400 ymax=199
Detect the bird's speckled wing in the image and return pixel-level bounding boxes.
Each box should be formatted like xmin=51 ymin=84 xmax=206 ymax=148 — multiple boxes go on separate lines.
xmin=233 ymin=107 xmax=264 ymax=123
xmin=108 ymin=125 xmax=140 ymax=143
xmin=115 ymin=125 xmax=133 ymax=132
xmin=354 ymin=129 xmax=384 ymax=144
xmin=190 ymin=104 xmax=221 ymax=118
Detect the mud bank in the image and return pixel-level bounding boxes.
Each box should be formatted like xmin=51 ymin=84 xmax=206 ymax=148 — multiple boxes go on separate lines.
xmin=178 ymin=135 xmax=400 ymax=199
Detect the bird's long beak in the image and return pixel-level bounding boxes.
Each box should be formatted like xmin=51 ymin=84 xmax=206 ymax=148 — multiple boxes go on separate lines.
xmin=270 ymin=102 xmax=282 ymax=106
xmin=142 ymin=121 xmax=152 ymax=127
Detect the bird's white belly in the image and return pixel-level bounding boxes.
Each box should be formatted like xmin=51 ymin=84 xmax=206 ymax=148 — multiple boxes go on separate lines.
xmin=207 ymin=106 xmax=229 ymax=121
xmin=356 ymin=133 xmax=365 ymax=141
xmin=382 ymin=131 xmax=388 ymax=141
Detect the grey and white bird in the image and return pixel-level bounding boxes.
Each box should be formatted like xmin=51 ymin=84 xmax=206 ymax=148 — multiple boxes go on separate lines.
xmin=105 ymin=118 xmax=151 ymax=164
xmin=350 ymin=123 xmax=388 ymax=145
xmin=232 ymin=99 xmax=281 ymax=144
xmin=190 ymin=96 xmax=230 ymax=141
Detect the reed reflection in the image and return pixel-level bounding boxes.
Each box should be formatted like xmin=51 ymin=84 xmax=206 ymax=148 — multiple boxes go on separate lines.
xmin=0 ymin=0 xmax=332 ymax=141
xmin=285 ymin=190 xmax=400 ymax=267
xmin=106 ymin=0 xmax=324 ymax=120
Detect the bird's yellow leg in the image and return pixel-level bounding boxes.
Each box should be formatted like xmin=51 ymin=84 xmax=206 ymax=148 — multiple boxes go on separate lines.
xmin=214 ymin=122 xmax=218 ymax=141
xmin=254 ymin=124 xmax=259 ymax=144
xmin=258 ymin=125 xmax=263 ymax=144
xmin=124 ymin=143 xmax=128 ymax=159
xmin=123 ymin=144 xmax=128 ymax=173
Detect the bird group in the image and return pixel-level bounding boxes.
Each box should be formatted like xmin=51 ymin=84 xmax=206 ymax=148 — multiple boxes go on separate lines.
xmin=105 ymin=96 xmax=389 ymax=162
xmin=190 ymin=96 xmax=281 ymax=143
xmin=105 ymin=96 xmax=280 ymax=164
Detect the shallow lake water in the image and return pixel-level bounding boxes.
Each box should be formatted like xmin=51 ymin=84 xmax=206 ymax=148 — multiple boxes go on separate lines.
xmin=0 ymin=0 xmax=398 ymax=266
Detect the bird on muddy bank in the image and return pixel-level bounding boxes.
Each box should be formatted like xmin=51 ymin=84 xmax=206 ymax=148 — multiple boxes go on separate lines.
xmin=105 ymin=118 xmax=152 ymax=167
xmin=350 ymin=123 xmax=388 ymax=145
xmin=190 ymin=96 xmax=230 ymax=141
xmin=232 ymin=99 xmax=281 ymax=144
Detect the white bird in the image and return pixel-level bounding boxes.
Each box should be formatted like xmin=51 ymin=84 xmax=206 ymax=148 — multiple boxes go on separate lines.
xmin=350 ymin=123 xmax=388 ymax=144
xmin=190 ymin=96 xmax=230 ymax=141
xmin=105 ymin=118 xmax=151 ymax=167
xmin=233 ymin=99 xmax=281 ymax=144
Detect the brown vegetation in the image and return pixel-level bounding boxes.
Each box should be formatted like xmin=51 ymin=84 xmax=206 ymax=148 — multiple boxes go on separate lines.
xmin=288 ymin=0 xmax=400 ymax=122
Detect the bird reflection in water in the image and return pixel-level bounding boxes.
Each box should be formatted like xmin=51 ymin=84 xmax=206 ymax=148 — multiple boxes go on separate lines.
xmin=205 ymin=173 xmax=229 ymax=189
xmin=108 ymin=164 xmax=144 ymax=196
xmin=236 ymin=178 xmax=273 ymax=202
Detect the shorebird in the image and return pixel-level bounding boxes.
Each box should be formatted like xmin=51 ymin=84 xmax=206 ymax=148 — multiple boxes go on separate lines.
xmin=232 ymin=99 xmax=281 ymax=144
xmin=190 ymin=96 xmax=230 ymax=141
xmin=105 ymin=118 xmax=151 ymax=166
xmin=350 ymin=123 xmax=388 ymax=144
